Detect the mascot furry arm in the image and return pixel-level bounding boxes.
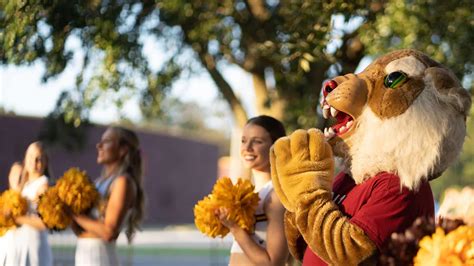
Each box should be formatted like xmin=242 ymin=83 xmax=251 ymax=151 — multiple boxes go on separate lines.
xmin=271 ymin=49 xmax=471 ymax=265
xmin=271 ymin=129 xmax=376 ymax=265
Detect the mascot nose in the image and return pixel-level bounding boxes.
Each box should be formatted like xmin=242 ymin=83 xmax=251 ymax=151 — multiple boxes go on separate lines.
xmin=323 ymin=80 xmax=338 ymax=97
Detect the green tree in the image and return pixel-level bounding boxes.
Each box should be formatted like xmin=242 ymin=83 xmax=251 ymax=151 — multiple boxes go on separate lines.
xmin=0 ymin=0 xmax=472 ymax=130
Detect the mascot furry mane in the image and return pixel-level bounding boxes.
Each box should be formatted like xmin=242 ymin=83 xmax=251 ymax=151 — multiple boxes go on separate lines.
xmin=322 ymin=49 xmax=471 ymax=190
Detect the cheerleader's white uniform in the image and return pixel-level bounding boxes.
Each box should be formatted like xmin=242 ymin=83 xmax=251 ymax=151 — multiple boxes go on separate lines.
xmin=230 ymin=180 xmax=274 ymax=253
xmin=0 ymin=229 xmax=17 ymax=266
xmin=75 ymin=174 xmax=128 ymax=266
xmin=15 ymin=175 xmax=53 ymax=266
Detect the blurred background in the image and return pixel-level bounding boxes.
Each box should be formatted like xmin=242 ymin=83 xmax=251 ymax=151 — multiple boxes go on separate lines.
xmin=0 ymin=0 xmax=473 ymax=265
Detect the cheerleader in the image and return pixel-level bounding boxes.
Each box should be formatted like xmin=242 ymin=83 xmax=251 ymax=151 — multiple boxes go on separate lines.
xmin=14 ymin=142 xmax=53 ymax=266
xmin=0 ymin=162 xmax=22 ymax=266
xmin=216 ymin=115 xmax=290 ymax=265
xmin=72 ymin=126 xmax=145 ymax=266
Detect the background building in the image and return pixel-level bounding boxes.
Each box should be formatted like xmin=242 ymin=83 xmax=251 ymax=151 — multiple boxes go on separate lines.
xmin=0 ymin=115 xmax=219 ymax=225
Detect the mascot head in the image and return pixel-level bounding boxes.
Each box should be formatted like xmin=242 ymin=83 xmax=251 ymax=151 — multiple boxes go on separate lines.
xmin=321 ymin=49 xmax=471 ymax=190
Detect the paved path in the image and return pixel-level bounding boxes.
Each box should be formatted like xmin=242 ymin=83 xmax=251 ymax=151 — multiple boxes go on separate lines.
xmin=49 ymin=226 xmax=233 ymax=248
xmin=49 ymin=226 xmax=233 ymax=265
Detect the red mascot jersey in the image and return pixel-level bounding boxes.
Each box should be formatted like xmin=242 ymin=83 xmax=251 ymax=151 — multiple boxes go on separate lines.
xmin=303 ymin=172 xmax=434 ymax=265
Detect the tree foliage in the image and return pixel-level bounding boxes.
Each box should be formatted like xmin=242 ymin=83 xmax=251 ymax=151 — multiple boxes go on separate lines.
xmin=1 ymin=0 xmax=472 ymax=130
xmin=359 ymin=0 xmax=474 ymax=80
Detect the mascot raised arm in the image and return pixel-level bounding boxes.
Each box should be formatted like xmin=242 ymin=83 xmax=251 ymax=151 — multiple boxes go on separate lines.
xmin=270 ymin=49 xmax=471 ymax=265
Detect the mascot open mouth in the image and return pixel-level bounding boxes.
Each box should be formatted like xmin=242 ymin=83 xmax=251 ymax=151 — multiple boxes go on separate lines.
xmin=322 ymin=102 xmax=354 ymax=139
xmin=321 ymin=79 xmax=356 ymax=139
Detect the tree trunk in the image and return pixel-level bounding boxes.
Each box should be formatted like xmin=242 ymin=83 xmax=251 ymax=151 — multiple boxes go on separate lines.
xmin=198 ymin=53 xmax=254 ymax=181
xmin=252 ymin=69 xmax=285 ymax=120
xmin=199 ymin=53 xmax=249 ymax=127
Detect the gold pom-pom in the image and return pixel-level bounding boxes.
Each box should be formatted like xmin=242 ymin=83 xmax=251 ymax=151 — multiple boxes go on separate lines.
xmin=56 ymin=167 xmax=99 ymax=214
xmin=0 ymin=189 xmax=28 ymax=230
xmin=37 ymin=187 xmax=71 ymax=231
xmin=194 ymin=177 xmax=259 ymax=238
xmin=211 ymin=177 xmax=235 ymax=203
xmin=414 ymin=225 xmax=474 ymax=265
xmin=231 ymin=178 xmax=260 ymax=232
xmin=194 ymin=195 xmax=229 ymax=238
xmin=0 ymin=227 xmax=9 ymax=236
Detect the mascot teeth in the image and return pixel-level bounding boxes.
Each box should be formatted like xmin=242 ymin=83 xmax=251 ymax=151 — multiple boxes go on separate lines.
xmin=322 ymin=104 xmax=341 ymax=119
xmin=321 ymin=102 xmax=355 ymax=138
xmin=346 ymin=120 xmax=353 ymax=128
xmin=323 ymin=116 xmax=354 ymax=139
xmin=322 ymin=104 xmax=330 ymax=119
xmin=324 ymin=127 xmax=336 ymax=139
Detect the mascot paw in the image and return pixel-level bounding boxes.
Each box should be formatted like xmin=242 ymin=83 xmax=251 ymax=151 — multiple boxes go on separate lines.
xmin=270 ymin=128 xmax=334 ymax=211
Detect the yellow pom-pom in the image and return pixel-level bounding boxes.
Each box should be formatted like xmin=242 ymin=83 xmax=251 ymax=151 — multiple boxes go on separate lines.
xmin=194 ymin=195 xmax=229 ymax=238
xmin=56 ymin=167 xmax=99 ymax=214
xmin=233 ymin=178 xmax=260 ymax=233
xmin=0 ymin=189 xmax=28 ymax=228
xmin=37 ymin=187 xmax=71 ymax=231
xmin=194 ymin=177 xmax=260 ymax=238
xmin=0 ymin=226 xmax=10 ymax=236
xmin=211 ymin=177 xmax=235 ymax=203
xmin=414 ymin=226 xmax=474 ymax=265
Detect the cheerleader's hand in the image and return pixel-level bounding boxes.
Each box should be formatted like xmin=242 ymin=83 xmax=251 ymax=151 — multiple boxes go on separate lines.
xmin=215 ymin=207 xmax=238 ymax=230
xmin=63 ymin=204 xmax=74 ymax=217
xmin=71 ymin=220 xmax=84 ymax=235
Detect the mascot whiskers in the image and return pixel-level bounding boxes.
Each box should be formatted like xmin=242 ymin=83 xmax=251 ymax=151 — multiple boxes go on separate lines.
xmin=270 ymin=49 xmax=471 ymax=265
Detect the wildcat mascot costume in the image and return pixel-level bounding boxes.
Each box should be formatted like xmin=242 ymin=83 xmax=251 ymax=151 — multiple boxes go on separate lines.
xmin=270 ymin=49 xmax=471 ymax=265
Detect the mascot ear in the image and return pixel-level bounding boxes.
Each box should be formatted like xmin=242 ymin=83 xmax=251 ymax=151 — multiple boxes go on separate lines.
xmin=425 ymin=67 xmax=471 ymax=117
